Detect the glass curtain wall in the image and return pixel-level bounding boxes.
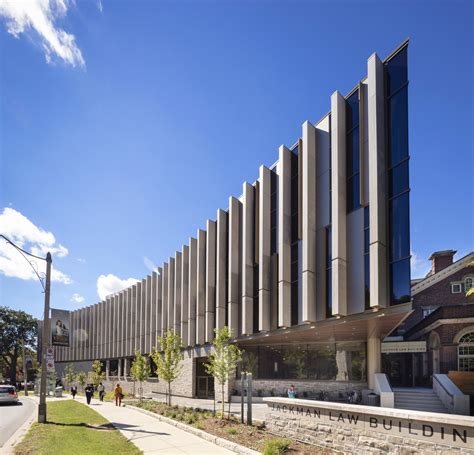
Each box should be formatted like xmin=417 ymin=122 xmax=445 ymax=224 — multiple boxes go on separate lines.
xmin=385 ymin=46 xmax=411 ymax=305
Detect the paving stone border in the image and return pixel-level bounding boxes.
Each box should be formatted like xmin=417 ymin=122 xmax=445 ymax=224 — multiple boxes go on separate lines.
xmin=127 ymin=405 xmax=260 ymax=455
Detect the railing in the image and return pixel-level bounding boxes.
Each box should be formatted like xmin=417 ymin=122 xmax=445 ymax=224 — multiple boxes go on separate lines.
xmin=373 ymin=373 xmax=394 ymax=408
xmin=433 ymin=374 xmax=470 ymax=415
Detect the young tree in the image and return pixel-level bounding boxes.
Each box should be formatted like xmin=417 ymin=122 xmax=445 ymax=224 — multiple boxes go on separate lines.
xmin=90 ymin=360 xmax=105 ymax=387
xmin=150 ymin=330 xmax=183 ymax=406
xmin=77 ymin=371 xmax=87 ymax=392
xmin=0 ymin=306 xmax=37 ymax=385
xmin=205 ymin=327 xmax=241 ymax=419
xmin=64 ymin=363 xmax=77 ymax=387
xmin=130 ymin=350 xmax=150 ymax=400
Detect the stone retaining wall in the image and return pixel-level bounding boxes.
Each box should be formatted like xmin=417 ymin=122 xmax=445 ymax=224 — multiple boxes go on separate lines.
xmin=264 ymin=397 xmax=474 ymax=454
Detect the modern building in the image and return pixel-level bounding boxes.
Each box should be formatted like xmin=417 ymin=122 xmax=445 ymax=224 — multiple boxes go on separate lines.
xmin=53 ymin=41 xmax=413 ymax=401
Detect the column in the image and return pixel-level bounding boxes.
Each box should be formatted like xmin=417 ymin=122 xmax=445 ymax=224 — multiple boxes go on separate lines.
xmin=181 ymin=245 xmax=189 ymax=346
xmin=242 ymin=182 xmax=255 ymax=335
xmin=161 ymin=262 xmax=169 ymax=334
xmin=368 ymin=53 xmax=388 ymax=309
xmin=93 ymin=303 xmax=98 ymax=360
xmin=302 ymin=121 xmax=317 ymax=322
xmin=145 ymin=275 xmax=152 ymax=353
xmin=168 ymin=257 xmax=175 ymax=332
xmin=141 ymin=278 xmax=147 ymax=353
xmin=188 ymin=237 xmax=197 ymax=346
xmin=123 ymin=357 xmax=129 ymax=378
xmin=174 ymin=252 xmax=182 ymax=336
xmin=106 ymin=359 xmax=110 ymax=380
xmin=112 ymin=296 xmax=117 ymax=359
xmin=278 ymin=145 xmax=292 ymax=328
xmin=156 ymin=266 xmax=163 ymax=342
xmin=196 ymin=229 xmax=206 ymax=345
xmin=216 ymin=209 xmax=228 ymax=331
xmin=106 ymin=296 xmax=112 ymax=359
xmin=151 ymin=271 xmax=158 ymax=350
xmin=132 ymin=284 xmax=138 ymax=354
xmin=228 ymin=196 xmax=242 ymax=337
xmin=331 ymin=91 xmax=348 ymax=317
xmin=126 ymin=288 xmax=132 ymax=356
xmin=206 ymin=219 xmax=216 ymax=342
xmin=367 ymin=335 xmax=381 ymax=390
xmin=118 ymin=358 xmax=122 ymax=379
xmin=258 ymin=165 xmax=272 ymax=332
xmin=101 ymin=300 xmax=106 ymax=359
xmin=119 ymin=292 xmax=125 ymax=358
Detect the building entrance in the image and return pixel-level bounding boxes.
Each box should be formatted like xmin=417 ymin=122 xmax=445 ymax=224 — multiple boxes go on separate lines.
xmin=382 ymin=353 xmax=429 ymax=387
xmin=195 ymin=357 xmax=214 ymax=398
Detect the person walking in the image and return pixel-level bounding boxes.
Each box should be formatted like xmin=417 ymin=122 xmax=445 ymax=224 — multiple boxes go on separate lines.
xmin=98 ymin=382 xmax=105 ymax=402
xmin=71 ymin=385 xmax=77 ymax=399
xmin=85 ymin=383 xmax=94 ymax=405
xmin=114 ymin=383 xmax=123 ymax=407
xmin=287 ymin=384 xmax=297 ymax=399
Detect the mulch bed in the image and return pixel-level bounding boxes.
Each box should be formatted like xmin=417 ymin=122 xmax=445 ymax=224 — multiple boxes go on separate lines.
xmin=129 ymin=400 xmax=333 ymax=454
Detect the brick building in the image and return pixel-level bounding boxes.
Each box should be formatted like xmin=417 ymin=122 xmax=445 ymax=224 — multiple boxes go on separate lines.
xmin=383 ymin=250 xmax=474 ymax=388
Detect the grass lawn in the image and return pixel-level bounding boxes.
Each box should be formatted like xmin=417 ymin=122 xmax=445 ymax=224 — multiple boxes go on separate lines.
xmin=15 ymin=400 xmax=141 ymax=455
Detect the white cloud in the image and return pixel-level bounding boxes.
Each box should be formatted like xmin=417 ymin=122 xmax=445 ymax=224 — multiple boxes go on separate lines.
xmin=411 ymin=250 xmax=431 ymax=278
xmin=0 ymin=0 xmax=85 ymax=67
xmin=70 ymin=292 xmax=84 ymax=303
xmin=97 ymin=0 xmax=103 ymax=13
xmin=97 ymin=273 xmax=138 ymax=301
xmin=76 ymin=257 xmax=86 ymax=263
xmin=144 ymin=256 xmax=159 ymax=273
xmin=0 ymin=207 xmax=72 ymax=284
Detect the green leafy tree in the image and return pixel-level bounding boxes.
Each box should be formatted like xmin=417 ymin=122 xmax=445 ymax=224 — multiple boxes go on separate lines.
xmin=0 ymin=306 xmax=37 ymax=384
xmin=64 ymin=363 xmax=77 ymax=387
xmin=90 ymin=360 xmax=105 ymax=386
xmin=130 ymin=350 xmax=150 ymax=400
xmin=77 ymin=371 xmax=87 ymax=392
xmin=205 ymin=327 xmax=241 ymax=419
xmin=150 ymin=330 xmax=183 ymax=406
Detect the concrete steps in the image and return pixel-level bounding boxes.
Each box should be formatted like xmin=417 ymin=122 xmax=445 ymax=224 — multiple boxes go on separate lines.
xmin=394 ymin=390 xmax=448 ymax=414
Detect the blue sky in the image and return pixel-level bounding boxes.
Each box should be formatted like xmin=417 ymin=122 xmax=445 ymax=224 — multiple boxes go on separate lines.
xmin=0 ymin=0 xmax=472 ymax=318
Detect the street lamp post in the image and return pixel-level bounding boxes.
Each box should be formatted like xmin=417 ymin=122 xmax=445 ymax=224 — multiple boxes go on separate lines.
xmin=38 ymin=252 xmax=52 ymax=423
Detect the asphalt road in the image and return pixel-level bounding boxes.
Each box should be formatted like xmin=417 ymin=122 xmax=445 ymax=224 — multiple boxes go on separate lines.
xmin=0 ymin=398 xmax=35 ymax=449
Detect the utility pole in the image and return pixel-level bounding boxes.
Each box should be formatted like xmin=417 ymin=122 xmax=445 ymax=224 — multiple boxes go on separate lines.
xmin=22 ymin=339 xmax=28 ymax=397
xmin=38 ymin=252 xmax=52 ymax=424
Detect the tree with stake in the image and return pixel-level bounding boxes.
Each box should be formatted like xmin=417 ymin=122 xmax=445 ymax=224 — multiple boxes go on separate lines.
xmin=150 ymin=330 xmax=183 ymax=406
xmin=64 ymin=363 xmax=77 ymax=387
xmin=77 ymin=371 xmax=87 ymax=392
xmin=90 ymin=360 xmax=105 ymax=387
xmin=205 ymin=326 xmax=241 ymax=419
xmin=130 ymin=350 xmax=150 ymax=401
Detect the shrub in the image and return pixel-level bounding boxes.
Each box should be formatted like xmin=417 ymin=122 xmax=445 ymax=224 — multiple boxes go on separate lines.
xmin=227 ymin=427 xmax=238 ymax=435
xmin=195 ymin=423 xmax=205 ymax=430
xmin=263 ymin=438 xmax=291 ymax=455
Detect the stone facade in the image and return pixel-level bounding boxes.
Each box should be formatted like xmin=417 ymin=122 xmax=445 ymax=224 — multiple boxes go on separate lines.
xmin=264 ymin=397 xmax=474 ymax=454
xmin=233 ymin=379 xmax=367 ymax=400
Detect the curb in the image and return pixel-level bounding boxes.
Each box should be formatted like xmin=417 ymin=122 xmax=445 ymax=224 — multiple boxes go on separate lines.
xmin=1 ymin=398 xmax=37 ymax=455
xmin=127 ymin=405 xmax=261 ymax=455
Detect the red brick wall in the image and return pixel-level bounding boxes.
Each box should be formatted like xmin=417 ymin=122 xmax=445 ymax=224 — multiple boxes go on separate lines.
xmin=400 ymin=264 xmax=474 ymax=334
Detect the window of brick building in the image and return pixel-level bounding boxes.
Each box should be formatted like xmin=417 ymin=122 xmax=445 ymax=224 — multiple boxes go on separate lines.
xmin=458 ymin=331 xmax=474 ymax=372
xmin=464 ymin=277 xmax=473 ymax=293
xmin=451 ymin=283 xmax=462 ymax=294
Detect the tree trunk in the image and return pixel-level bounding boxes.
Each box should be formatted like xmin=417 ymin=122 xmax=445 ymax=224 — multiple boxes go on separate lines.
xmin=168 ymin=382 xmax=172 ymax=406
xmin=221 ymin=383 xmax=225 ymax=419
xmin=9 ymin=347 xmax=18 ymax=385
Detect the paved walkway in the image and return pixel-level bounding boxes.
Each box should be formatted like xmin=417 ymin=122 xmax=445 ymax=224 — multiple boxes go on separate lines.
xmin=74 ymin=396 xmax=234 ymax=454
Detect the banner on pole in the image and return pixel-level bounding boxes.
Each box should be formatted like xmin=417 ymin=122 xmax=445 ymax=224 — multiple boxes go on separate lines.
xmin=51 ymin=309 xmax=71 ymax=346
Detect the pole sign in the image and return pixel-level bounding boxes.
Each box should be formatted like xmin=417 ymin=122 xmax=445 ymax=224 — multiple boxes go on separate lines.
xmin=46 ymin=347 xmax=55 ymax=373
xmin=381 ymin=341 xmax=426 ymax=354
xmin=51 ymin=309 xmax=71 ymax=346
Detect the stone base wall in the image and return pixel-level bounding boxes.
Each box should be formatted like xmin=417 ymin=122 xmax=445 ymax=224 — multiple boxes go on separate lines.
xmin=233 ymin=379 xmax=367 ymax=400
xmin=264 ymin=398 xmax=474 ymax=454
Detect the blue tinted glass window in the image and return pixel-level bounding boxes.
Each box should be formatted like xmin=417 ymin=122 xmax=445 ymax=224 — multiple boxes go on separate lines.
xmin=388 ymin=86 xmax=409 ymax=167
xmin=386 ymin=47 xmax=407 ymax=97
xmin=389 ymin=161 xmax=409 ymax=198
xmin=346 ymin=90 xmax=359 ymax=131
xmin=390 ymin=258 xmax=411 ymax=304
xmin=347 ymin=128 xmax=360 ymax=177
xmin=389 ymin=193 xmax=410 ymax=261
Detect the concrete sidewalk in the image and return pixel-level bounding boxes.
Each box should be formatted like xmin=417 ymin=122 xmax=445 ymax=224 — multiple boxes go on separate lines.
xmin=74 ymin=396 xmax=234 ymax=454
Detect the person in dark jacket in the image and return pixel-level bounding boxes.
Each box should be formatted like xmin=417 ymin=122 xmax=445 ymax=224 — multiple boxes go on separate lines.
xmin=85 ymin=383 xmax=94 ymax=405
xmin=71 ymin=385 xmax=77 ymax=399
